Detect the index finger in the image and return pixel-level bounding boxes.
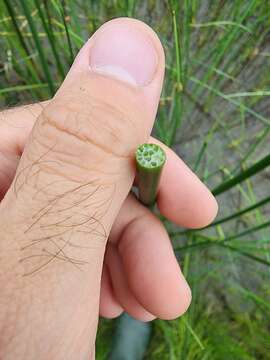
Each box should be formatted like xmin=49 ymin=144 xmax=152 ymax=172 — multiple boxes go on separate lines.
xmin=150 ymin=137 xmax=218 ymax=228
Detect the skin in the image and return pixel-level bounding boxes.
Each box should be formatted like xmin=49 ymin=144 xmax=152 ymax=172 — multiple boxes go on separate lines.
xmin=0 ymin=18 xmax=218 ymax=359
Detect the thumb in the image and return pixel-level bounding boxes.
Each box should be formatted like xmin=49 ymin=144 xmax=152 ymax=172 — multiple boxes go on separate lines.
xmin=0 ymin=18 xmax=164 ymax=357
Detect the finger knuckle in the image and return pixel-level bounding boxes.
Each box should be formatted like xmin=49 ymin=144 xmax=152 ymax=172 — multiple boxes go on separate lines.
xmin=39 ymin=96 xmax=141 ymax=159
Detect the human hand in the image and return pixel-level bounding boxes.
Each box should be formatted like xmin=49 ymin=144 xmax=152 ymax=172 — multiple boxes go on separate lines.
xmin=0 ymin=18 xmax=218 ymax=359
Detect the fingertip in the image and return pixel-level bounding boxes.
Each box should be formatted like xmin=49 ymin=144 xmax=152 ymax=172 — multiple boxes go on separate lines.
xmin=126 ymin=311 xmax=156 ymax=322
xmin=106 ymin=244 xmax=156 ymax=322
xmin=99 ymin=264 xmax=124 ymax=319
xmin=100 ymin=308 xmax=124 ymax=320
xmin=187 ymin=190 xmax=219 ymax=229
xmin=150 ymin=138 xmax=219 ymax=229
xmin=158 ymin=276 xmax=192 ymax=320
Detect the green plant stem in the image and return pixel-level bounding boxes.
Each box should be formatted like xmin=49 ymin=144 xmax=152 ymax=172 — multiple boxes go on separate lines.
xmin=135 ymin=143 xmax=166 ymax=206
xmin=109 ymin=144 xmax=167 ymax=360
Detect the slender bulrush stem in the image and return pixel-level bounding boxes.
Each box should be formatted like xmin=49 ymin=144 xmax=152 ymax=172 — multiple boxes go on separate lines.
xmin=109 ymin=144 xmax=166 ymax=360
xmin=135 ymin=143 xmax=166 ymax=206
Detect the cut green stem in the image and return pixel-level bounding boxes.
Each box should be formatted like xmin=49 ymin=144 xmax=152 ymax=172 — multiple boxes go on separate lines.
xmin=135 ymin=143 xmax=166 ymax=206
xmin=109 ymin=144 xmax=166 ymax=360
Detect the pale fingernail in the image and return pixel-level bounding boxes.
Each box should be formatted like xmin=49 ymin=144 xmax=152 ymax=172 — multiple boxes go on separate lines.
xmin=90 ymin=22 xmax=158 ymax=86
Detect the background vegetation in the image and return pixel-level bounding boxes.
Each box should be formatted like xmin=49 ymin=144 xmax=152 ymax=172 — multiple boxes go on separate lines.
xmin=0 ymin=0 xmax=269 ymax=359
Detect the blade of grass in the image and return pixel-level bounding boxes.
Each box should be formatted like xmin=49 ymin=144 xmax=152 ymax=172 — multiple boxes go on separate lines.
xmin=182 ymin=317 xmax=205 ymax=351
xmin=237 ymin=287 xmax=270 ymax=311
xmin=223 ymin=220 xmax=270 ymax=242
xmin=193 ymin=121 xmax=219 ymax=172
xmin=189 ymin=76 xmax=270 ymax=126
xmin=167 ymin=6 xmax=184 ymax=146
xmin=34 ymin=0 xmax=65 ymax=80
xmin=68 ymin=0 xmax=83 ymax=39
xmin=190 ymin=20 xmax=252 ymax=33
xmin=51 ymin=19 xmax=84 ymax=47
xmin=182 ymin=0 xmax=192 ymax=85
xmin=20 ymin=0 xmax=55 ymax=96
xmin=0 ymin=82 xmax=54 ymax=95
xmin=2 ymin=0 xmax=40 ymax=83
xmin=173 ymin=219 xmax=270 ymax=251
xmin=210 ymin=196 xmax=270 ymax=227
xmin=212 ymin=153 xmax=270 ymax=196
xmin=226 ymin=90 xmax=270 ymax=98
xmin=231 ymin=126 xmax=270 ymax=175
xmin=169 ymin=2 xmax=181 ymax=85
xmin=193 ymin=0 xmax=257 ymax=98
xmin=126 ymin=0 xmax=136 ymax=17
xmin=59 ymin=0 xmax=74 ymax=65
xmin=217 ymin=243 xmax=270 ymax=267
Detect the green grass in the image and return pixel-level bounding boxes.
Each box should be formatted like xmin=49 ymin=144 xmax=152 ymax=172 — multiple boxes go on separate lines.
xmin=0 ymin=1 xmax=269 ymax=359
